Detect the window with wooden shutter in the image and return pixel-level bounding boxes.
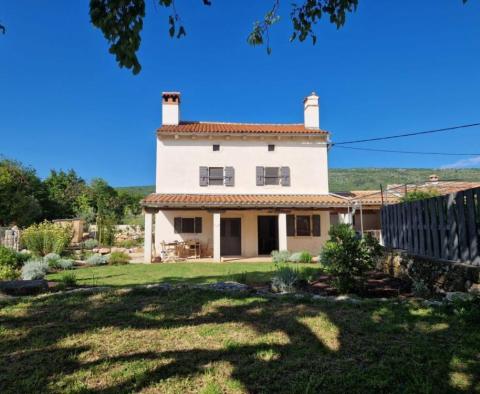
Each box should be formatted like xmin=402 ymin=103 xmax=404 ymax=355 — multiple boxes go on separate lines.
xmin=208 ymin=167 xmax=224 ymax=185
xmin=224 ymin=167 xmax=235 ymax=186
xmin=312 ymin=215 xmax=321 ymax=236
xmin=194 ymin=217 xmax=202 ymax=233
xmin=256 ymin=166 xmax=264 ymax=186
xmin=280 ymin=167 xmax=290 ymax=186
xmin=264 ymin=167 xmax=280 ymax=185
xmin=174 ymin=217 xmax=182 ymax=234
xmin=296 ymin=215 xmax=311 ymax=236
xmin=199 ymin=166 xmax=209 ymax=186
xmin=287 ymin=214 xmax=295 ymax=236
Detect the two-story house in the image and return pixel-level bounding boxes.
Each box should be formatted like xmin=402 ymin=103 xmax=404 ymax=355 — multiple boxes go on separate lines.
xmin=141 ymin=91 xmax=352 ymax=262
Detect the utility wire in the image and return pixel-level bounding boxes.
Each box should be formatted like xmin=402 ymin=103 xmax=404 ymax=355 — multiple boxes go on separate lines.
xmin=334 ymin=145 xmax=480 ymax=156
xmin=333 ymin=122 xmax=480 ymax=145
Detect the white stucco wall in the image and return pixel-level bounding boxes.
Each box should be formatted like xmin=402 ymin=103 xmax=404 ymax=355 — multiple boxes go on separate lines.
xmin=156 ymin=136 xmax=329 ymax=194
xmin=155 ymin=209 xmax=330 ymax=257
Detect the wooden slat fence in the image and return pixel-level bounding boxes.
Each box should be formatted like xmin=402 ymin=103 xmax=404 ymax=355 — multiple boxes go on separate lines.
xmin=381 ymin=187 xmax=480 ymax=265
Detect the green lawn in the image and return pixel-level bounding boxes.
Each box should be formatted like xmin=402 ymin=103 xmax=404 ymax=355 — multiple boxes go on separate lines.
xmin=0 ymin=287 xmax=479 ymax=393
xmin=46 ymin=262 xmax=319 ymax=287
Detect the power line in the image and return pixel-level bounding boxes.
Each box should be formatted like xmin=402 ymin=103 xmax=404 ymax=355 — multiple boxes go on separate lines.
xmin=333 ymin=122 xmax=480 ymax=145
xmin=334 ymin=145 xmax=480 ymax=156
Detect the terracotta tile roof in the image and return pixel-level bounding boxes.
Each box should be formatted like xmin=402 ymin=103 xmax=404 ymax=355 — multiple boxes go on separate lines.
xmin=387 ymin=181 xmax=480 ymax=196
xmin=335 ymin=191 xmax=398 ymax=205
xmin=339 ymin=181 xmax=480 ymax=206
xmin=142 ymin=193 xmax=348 ymax=209
xmin=157 ymin=121 xmax=329 ymax=136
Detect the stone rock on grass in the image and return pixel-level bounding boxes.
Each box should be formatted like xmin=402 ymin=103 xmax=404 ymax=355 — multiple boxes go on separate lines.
xmin=0 ymin=280 xmax=48 ymax=296
xmin=204 ymin=281 xmax=250 ymax=293
xmin=110 ymin=247 xmax=127 ymax=253
xmin=468 ymin=283 xmax=480 ymax=296
xmin=98 ymin=248 xmax=111 ymax=255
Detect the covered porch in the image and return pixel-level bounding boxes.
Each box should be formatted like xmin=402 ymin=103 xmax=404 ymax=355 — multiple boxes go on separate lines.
xmin=141 ymin=193 xmax=350 ymax=263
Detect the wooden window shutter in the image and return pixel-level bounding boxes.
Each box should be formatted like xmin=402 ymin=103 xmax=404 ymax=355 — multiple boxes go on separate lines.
xmin=280 ymin=167 xmax=291 ymax=186
xmin=312 ymin=215 xmax=321 ymax=236
xmin=174 ymin=217 xmax=182 ymax=234
xmin=225 ymin=166 xmax=235 ymax=186
xmin=287 ymin=214 xmax=295 ymax=236
xmin=194 ymin=217 xmax=202 ymax=233
xmin=256 ymin=166 xmax=265 ymax=186
xmin=199 ymin=166 xmax=209 ymax=186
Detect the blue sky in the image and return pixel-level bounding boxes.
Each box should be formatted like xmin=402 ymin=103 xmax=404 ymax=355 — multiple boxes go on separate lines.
xmin=1 ymin=1 xmax=480 ymax=186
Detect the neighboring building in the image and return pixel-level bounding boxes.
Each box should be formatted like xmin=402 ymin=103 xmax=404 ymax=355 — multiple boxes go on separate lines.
xmin=338 ymin=177 xmax=480 ymax=237
xmin=141 ymin=91 xmax=354 ymax=262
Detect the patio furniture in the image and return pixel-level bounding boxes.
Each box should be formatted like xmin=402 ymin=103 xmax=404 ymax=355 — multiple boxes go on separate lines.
xmin=160 ymin=241 xmax=181 ymax=262
xmin=175 ymin=240 xmax=201 ymax=259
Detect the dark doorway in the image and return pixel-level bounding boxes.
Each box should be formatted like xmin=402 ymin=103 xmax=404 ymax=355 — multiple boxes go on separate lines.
xmin=221 ymin=218 xmax=241 ymax=256
xmin=258 ymin=216 xmax=279 ymax=255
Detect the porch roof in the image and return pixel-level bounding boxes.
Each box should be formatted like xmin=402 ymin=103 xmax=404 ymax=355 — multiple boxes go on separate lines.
xmin=141 ymin=193 xmax=353 ymax=209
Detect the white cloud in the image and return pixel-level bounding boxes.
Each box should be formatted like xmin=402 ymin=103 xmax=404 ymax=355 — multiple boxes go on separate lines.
xmin=441 ymin=156 xmax=480 ymax=169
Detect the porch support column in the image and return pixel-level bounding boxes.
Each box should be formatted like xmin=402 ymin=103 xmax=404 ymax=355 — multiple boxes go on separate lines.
xmin=278 ymin=212 xmax=288 ymax=251
xmin=213 ymin=212 xmax=221 ymax=262
xmin=144 ymin=210 xmax=153 ymax=263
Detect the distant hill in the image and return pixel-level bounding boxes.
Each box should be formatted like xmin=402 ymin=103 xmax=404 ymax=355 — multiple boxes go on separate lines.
xmin=117 ymin=168 xmax=480 ymax=195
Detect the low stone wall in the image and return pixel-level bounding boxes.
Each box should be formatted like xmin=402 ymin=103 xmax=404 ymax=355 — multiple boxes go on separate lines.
xmin=378 ymin=248 xmax=480 ymax=294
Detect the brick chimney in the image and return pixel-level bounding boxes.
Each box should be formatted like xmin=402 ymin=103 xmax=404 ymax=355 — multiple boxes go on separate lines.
xmin=162 ymin=92 xmax=180 ymax=125
xmin=304 ymin=92 xmax=319 ymax=129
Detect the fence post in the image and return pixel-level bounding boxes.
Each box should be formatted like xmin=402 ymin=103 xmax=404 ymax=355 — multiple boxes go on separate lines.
xmin=447 ymin=193 xmax=459 ymax=261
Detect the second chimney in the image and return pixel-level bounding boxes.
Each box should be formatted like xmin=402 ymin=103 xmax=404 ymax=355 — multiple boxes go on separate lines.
xmin=304 ymin=92 xmax=319 ymax=129
xmin=162 ymin=92 xmax=181 ymax=125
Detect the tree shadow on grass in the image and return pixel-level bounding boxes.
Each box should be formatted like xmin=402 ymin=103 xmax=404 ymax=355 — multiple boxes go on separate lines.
xmin=0 ymin=288 xmax=479 ymax=393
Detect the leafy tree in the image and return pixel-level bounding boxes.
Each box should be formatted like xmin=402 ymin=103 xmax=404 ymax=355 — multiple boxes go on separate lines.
xmin=89 ymin=0 xmax=359 ymax=74
xmin=0 ymin=159 xmax=44 ymax=227
xmin=88 ymin=178 xmax=126 ymax=244
xmin=88 ymin=0 xmax=472 ymax=75
xmin=400 ymin=189 xmax=439 ymax=203
xmin=118 ymin=190 xmax=142 ymax=217
xmin=43 ymin=169 xmax=87 ymax=219
xmin=89 ymin=178 xmax=125 ymax=221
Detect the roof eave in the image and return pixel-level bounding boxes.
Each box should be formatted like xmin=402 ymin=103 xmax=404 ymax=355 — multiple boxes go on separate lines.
xmin=156 ymin=130 xmax=329 ymax=138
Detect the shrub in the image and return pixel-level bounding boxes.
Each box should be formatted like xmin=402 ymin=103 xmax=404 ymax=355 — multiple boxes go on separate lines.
xmin=106 ymin=251 xmax=130 ymax=265
xmin=400 ymin=188 xmax=439 ymax=202
xmin=411 ymin=278 xmax=431 ymax=298
xmin=21 ymin=221 xmax=73 ymax=256
xmin=289 ymin=251 xmax=313 ymax=264
xmin=83 ymin=239 xmax=98 ymax=250
xmin=59 ymin=272 xmax=77 ymax=287
xmin=271 ymin=265 xmax=298 ymax=293
xmin=320 ymin=224 xmax=382 ymax=293
xmin=44 ymin=253 xmax=61 ymax=268
xmin=86 ymin=254 xmax=107 ymax=266
xmin=16 ymin=251 xmax=32 ymax=264
xmin=0 ymin=265 xmax=19 ymax=280
xmin=115 ymin=239 xmax=140 ymax=248
xmin=0 ymin=246 xmax=21 ymax=269
xmin=57 ymin=259 xmax=74 ymax=270
xmin=21 ymin=260 xmax=49 ymax=280
xmin=271 ymin=250 xmax=291 ymax=264
xmin=451 ymin=294 xmax=480 ymax=323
